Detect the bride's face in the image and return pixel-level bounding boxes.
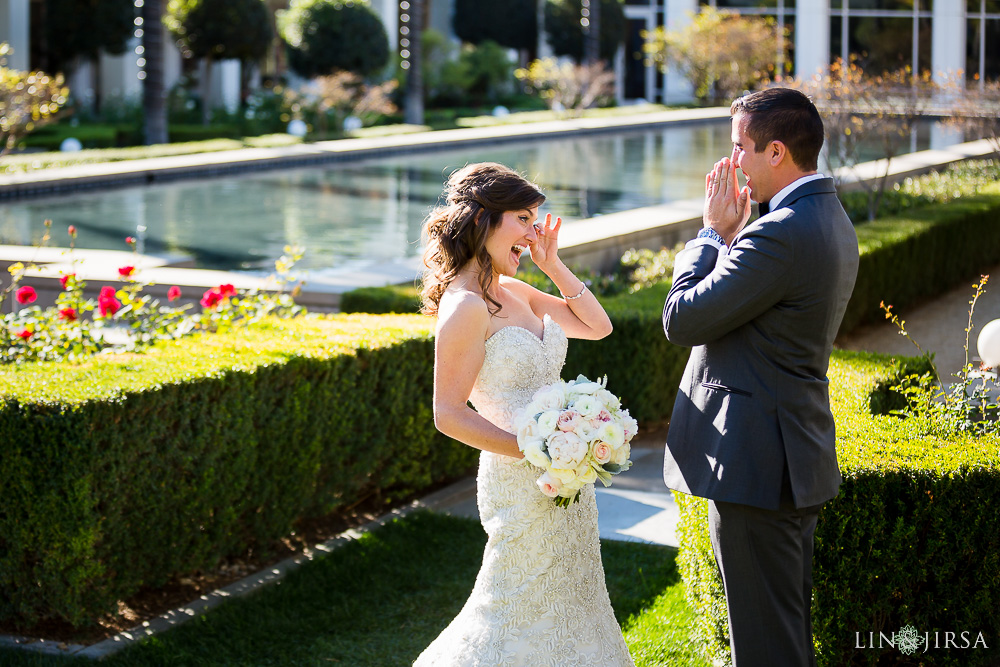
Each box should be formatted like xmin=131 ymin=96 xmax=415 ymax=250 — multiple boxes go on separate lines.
xmin=485 ymin=206 xmax=540 ymax=277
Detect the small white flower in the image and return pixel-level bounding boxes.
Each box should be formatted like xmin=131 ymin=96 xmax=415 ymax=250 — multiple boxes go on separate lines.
xmin=535 ymin=410 xmax=560 ymax=437
xmin=522 ymin=438 xmax=550 ymax=468
xmin=598 ymin=421 xmax=626 ymax=449
xmin=573 ymin=395 xmax=602 ymax=419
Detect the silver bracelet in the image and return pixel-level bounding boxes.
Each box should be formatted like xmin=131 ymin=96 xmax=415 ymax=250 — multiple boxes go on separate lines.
xmin=561 ymin=284 xmax=588 ymax=301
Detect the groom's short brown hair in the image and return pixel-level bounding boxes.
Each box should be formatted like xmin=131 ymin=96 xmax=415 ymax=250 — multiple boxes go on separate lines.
xmin=730 ymin=88 xmax=824 ymax=172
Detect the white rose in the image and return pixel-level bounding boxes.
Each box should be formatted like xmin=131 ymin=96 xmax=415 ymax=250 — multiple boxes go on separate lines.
xmin=622 ymin=412 xmax=638 ymax=441
xmin=573 ymin=395 xmax=602 ymax=419
xmin=521 ymin=438 xmax=550 ymax=468
xmin=550 ymin=467 xmax=579 ymax=484
xmin=546 ymin=431 xmax=588 ymax=469
xmin=612 ymin=442 xmax=631 ymax=466
xmin=594 ymin=388 xmax=620 ymax=410
xmin=576 ymin=462 xmax=598 ymax=485
xmin=575 ymin=419 xmax=597 ymax=441
xmin=597 ymin=421 xmax=626 ymax=449
xmin=532 ymin=384 xmax=567 ymax=412
xmin=517 ymin=419 xmax=541 ymax=442
xmin=535 ymin=410 xmax=561 ymax=437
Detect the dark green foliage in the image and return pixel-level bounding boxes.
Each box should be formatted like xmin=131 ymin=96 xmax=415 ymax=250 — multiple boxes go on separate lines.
xmin=0 ymin=315 xmax=475 ymax=627
xmin=544 ymin=0 xmax=627 ymax=63
xmin=675 ymin=351 xmax=1000 ymax=666
xmin=279 ymin=0 xmax=390 ymax=78
xmin=452 ymin=0 xmax=537 ymax=51
xmin=42 ymin=0 xmax=134 ymax=72
xmin=165 ymin=0 xmax=272 ymax=62
xmin=565 ymin=282 xmax=687 ymax=424
xmin=841 ymin=184 xmax=1000 ymax=334
xmin=339 ymin=284 xmax=422 ymax=314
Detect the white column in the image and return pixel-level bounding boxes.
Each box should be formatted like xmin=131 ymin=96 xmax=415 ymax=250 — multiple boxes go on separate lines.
xmin=210 ymin=59 xmax=241 ymax=114
xmin=932 ymin=2 xmax=966 ymax=87
xmin=0 ymin=0 xmax=29 ymax=70
xmin=794 ymin=0 xmax=830 ymax=78
xmin=100 ymin=37 xmax=142 ymax=102
xmin=663 ymin=0 xmax=696 ymax=103
xmin=369 ymin=0 xmax=399 ymax=53
xmin=162 ymin=25 xmax=183 ymax=91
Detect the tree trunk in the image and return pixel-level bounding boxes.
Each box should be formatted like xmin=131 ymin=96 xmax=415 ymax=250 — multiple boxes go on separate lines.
xmin=201 ymin=58 xmax=213 ymax=126
xmin=585 ymin=0 xmax=600 ymax=65
xmin=404 ymin=0 xmax=424 ymax=126
xmin=142 ymin=0 xmax=168 ymax=145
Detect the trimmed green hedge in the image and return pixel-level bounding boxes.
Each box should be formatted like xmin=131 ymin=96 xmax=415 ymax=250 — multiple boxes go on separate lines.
xmin=0 ymin=315 xmax=476 ymax=627
xmin=339 ymin=284 xmax=422 ymax=314
xmin=842 ymin=182 xmax=1000 ymax=333
xmin=675 ymin=350 xmax=1000 ymax=666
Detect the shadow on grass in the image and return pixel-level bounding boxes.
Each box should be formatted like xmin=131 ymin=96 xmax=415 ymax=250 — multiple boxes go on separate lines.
xmin=0 ymin=511 xmax=695 ymax=667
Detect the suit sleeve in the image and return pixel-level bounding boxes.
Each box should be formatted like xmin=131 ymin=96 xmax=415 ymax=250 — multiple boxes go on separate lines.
xmin=662 ymin=221 xmax=793 ymax=347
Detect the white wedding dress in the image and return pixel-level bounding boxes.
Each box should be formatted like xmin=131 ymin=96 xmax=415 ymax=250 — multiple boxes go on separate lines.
xmin=414 ymin=314 xmax=634 ymax=667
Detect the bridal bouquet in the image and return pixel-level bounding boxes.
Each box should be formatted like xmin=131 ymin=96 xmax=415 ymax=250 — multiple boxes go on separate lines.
xmin=513 ymin=375 xmax=637 ymax=508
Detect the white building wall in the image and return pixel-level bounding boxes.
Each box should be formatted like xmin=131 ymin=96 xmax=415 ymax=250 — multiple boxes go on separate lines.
xmin=795 ymin=0 xmax=830 ymax=78
xmin=663 ymin=0 xmax=696 ymax=103
xmin=0 ymin=0 xmax=29 ymax=71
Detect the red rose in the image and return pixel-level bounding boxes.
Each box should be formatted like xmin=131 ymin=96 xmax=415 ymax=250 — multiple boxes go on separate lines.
xmin=58 ymin=307 xmax=78 ymax=321
xmin=15 ymin=286 xmax=36 ymax=304
xmin=100 ymin=286 xmax=116 ymax=300
xmin=126 ymin=236 xmax=137 ymax=246
xmin=201 ymin=289 xmax=222 ymax=309
xmin=218 ymin=283 xmax=236 ymax=298
xmin=168 ymin=285 xmax=182 ymax=301
xmin=17 ymin=329 xmax=32 ymax=340
xmin=118 ymin=266 xmax=135 ymax=278
xmin=67 ymin=225 xmax=77 ymax=238
xmin=99 ymin=295 xmax=121 ymax=317
xmin=60 ymin=273 xmax=76 ymax=290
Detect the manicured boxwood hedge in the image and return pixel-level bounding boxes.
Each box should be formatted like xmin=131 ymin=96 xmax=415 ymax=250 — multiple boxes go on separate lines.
xmin=0 ymin=315 xmax=476 ymax=627
xmin=674 ymin=350 xmax=1000 ymax=666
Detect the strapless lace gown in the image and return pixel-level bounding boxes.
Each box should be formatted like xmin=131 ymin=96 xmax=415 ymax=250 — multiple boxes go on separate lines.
xmin=414 ymin=314 xmax=634 ymax=667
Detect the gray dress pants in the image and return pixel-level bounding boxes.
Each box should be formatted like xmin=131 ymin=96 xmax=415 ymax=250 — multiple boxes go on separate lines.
xmin=707 ymin=471 xmax=823 ymax=667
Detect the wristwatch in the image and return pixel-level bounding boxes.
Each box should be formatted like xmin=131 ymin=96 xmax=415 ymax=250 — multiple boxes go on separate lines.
xmin=697 ymin=228 xmax=726 ymax=247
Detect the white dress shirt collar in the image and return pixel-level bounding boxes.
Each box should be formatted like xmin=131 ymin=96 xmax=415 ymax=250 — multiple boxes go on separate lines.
xmin=768 ymin=173 xmax=827 ymax=212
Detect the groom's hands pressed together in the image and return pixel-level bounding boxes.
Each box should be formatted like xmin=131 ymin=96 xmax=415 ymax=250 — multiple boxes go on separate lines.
xmin=703 ymin=147 xmax=751 ymax=246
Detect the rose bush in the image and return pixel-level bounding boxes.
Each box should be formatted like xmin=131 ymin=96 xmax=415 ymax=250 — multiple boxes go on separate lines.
xmin=2 ymin=225 xmax=305 ymax=364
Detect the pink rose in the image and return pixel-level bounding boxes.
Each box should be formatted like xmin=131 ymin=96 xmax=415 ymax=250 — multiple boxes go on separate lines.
xmin=591 ymin=441 xmax=612 ymax=464
xmin=67 ymin=225 xmax=77 ymax=237
xmin=557 ymin=410 xmax=582 ymax=432
xmin=536 ymin=471 xmax=563 ymax=498
xmin=118 ymin=265 xmax=135 ymax=279
xmin=60 ymin=273 xmax=75 ymax=290
xmin=596 ymin=409 xmax=612 ymax=423
xmin=201 ymin=289 xmax=222 ymax=309
xmin=15 ymin=286 xmax=36 ymax=304
xmin=218 ymin=283 xmax=237 ymax=298
xmin=167 ymin=285 xmax=182 ymax=301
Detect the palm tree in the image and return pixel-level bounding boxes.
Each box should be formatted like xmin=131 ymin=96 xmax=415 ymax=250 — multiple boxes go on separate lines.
xmin=404 ymin=0 xmax=424 ymax=125
xmin=142 ymin=0 xmax=168 ymax=144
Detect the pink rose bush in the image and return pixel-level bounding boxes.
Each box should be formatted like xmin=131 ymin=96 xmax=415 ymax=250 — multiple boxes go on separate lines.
xmin=514 ymin=375 xmax=637 ymax=507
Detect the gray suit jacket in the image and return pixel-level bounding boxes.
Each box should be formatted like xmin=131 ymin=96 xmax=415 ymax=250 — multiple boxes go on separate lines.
xmin=662 ymin=177 xmax=859 ymax=510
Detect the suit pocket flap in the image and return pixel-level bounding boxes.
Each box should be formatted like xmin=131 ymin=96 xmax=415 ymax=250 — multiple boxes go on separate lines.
xmin=701 ymin=381 xmax=752 ymax=398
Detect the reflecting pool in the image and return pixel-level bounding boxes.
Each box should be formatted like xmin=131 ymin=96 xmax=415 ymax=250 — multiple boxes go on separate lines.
xmin=0 ymin=118 xmax=947 ymax=278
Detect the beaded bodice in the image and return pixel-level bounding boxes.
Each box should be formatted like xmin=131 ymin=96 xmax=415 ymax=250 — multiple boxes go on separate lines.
xmin=413 ymin=314 xmax=634 ymax=667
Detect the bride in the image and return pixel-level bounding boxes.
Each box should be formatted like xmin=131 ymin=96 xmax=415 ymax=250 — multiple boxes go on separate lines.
xmin=413 ymin=163 xmax=634 ymax=666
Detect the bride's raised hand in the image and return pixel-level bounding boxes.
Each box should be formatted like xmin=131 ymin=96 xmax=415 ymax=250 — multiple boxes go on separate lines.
xmin=529 ymin=212 xmax=562 ymax=271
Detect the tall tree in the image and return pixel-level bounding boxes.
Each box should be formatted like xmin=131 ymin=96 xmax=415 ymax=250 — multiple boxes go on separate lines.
xmin=42 ymin=0 xmax=135 ymax=74
xmin=143 ymin=0 xmax=168 ymax=145
xmin=279 ymin=0 xmax=390 ymax=78
xmin=166 ymin=0 xmax=272 ymax=124
xmin=404 ymin=0 xmax=424 ymax=125
xmin=545 ymin=0 xmax=623 ymax=64
xmin=452 ymin=0 xmax=536 ymax=51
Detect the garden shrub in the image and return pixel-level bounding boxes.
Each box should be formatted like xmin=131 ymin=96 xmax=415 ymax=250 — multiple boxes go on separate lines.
xmin=840 ymin=181 xmax=1000 ymax=333
xmin=339 ymin=284 xmax=421 ymax=314
xmin=0 ymin=314 xmax=475 ymax=627
xmin=674 ymin=350 xmax=1000 ymax=666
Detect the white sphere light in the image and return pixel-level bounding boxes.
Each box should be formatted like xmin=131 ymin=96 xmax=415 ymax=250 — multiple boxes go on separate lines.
xmin=286 ymin=119 xmax=307 ymax=137
xmin=60 ymin=137 xmax=83 ymax=152
xmin=977 ymin=319 xmax=1000 ymax=368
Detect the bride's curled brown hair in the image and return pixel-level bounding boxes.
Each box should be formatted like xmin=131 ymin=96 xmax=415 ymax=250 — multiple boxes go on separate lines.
xmin=421 ymin=162 xmax=545 ymax=317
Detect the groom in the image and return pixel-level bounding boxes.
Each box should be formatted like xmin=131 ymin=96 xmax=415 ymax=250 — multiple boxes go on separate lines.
xmin=661 ymin=88 xmax=859 ymax=666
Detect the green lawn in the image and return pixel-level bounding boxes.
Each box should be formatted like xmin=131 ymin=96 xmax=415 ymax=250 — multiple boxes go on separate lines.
xmin=0 ymin=511 xmax=709 ymax=666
